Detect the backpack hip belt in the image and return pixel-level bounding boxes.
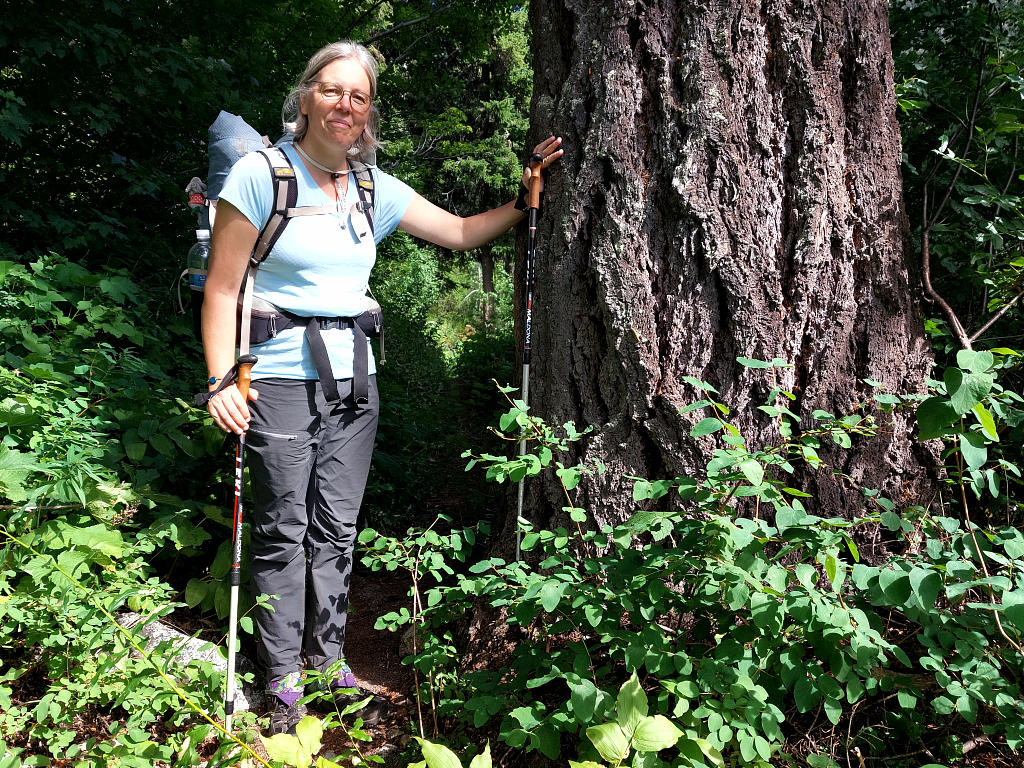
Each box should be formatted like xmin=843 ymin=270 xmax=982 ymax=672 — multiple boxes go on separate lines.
xmin=245 ymin=300 xmax=383 ymax=404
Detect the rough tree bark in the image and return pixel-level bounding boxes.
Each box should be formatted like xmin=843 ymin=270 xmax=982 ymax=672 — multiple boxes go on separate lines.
xmin=508 ymin=0 xmax=936 ymax=549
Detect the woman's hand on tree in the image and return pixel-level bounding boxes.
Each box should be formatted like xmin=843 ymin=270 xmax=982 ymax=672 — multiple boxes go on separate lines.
xmin=521 ymin=136 xmax=564 ymax=191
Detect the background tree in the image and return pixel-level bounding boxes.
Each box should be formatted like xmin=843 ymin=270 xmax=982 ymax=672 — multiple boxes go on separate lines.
xmin=891 ymin=0 xmax=1024 ymax=355
xmin=514 ymin=0 xmax=936 ymax=545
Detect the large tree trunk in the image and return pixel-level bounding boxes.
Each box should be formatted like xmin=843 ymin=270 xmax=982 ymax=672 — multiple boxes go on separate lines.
xmin=509 ymin=0 xmax=935 ymax=550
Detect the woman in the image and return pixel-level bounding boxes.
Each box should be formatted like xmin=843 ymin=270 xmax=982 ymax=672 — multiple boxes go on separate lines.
xmin=202 ymin=40 xmax=562 ymax=736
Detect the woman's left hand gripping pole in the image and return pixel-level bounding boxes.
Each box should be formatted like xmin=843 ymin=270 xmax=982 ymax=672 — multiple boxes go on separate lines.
xmin=225 ymin=353 xmax=257 ymax=733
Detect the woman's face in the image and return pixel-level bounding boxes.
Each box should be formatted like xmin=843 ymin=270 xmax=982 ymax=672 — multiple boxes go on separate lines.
xmin=301 ymin=57 xmax=372 ymax=151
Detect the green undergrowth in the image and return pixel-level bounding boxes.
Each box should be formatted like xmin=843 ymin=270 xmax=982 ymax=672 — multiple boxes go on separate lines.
xmin=362 ymin=355 xmax=1024 ymax=768
xmin=0 ymin=253 xmax=271 ymax=765
xmin=3 ymin=255 xmax=1023 ymax=768
xmin=0 ymin=245 xmax=519 ymax=766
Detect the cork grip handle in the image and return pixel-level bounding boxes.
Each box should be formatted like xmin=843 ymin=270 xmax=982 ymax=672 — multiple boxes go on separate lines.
xmin=236 ymin=354 xmax=257 ymax=400
xmin=528 ymin=153 xmax=544 ymax=210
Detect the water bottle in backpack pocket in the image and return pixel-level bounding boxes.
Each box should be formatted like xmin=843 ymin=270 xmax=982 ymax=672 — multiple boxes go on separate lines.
xmin=185 ymin=229 xmax=211 ymax=338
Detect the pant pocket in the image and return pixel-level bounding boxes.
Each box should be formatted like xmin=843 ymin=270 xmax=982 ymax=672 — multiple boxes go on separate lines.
xmin=247 ymin=428 xmax=298 ymax=441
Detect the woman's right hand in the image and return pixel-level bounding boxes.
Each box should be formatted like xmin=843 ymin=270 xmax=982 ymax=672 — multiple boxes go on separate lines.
xmin=207 ymin=383 xmax=259 ymax=435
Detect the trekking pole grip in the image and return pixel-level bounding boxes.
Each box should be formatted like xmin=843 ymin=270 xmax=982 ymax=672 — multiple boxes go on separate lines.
xmin=528 ymin=152 xmax=544 ymax=210
xmin=236 ymin=354 xmax=258 ymax=400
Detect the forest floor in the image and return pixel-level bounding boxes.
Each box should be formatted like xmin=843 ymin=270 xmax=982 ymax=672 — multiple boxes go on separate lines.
xmin=319 ymin=563 xmax=420 ymax=765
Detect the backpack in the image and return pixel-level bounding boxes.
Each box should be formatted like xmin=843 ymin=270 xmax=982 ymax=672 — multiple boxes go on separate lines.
xmin=193 ymin=111 xmax=382 ymax=407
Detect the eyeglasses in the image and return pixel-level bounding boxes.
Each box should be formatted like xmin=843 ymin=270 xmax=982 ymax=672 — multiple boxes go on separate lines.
xmin=308 ymin=81 xmax=372 ymax=111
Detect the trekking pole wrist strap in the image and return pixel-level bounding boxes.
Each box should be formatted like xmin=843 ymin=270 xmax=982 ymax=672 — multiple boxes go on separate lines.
xmin=194 ymin=364 xmax=239 ymax=407
xmin=514 ymin=186 xmax=544 ymax=214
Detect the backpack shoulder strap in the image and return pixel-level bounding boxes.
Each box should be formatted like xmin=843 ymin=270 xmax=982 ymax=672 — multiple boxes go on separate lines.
xmin=349 ymin=160 xmax=376 ymax=237
xmin=251 ymin=147 xmax=298 ymax=265
xmin=239 ymin=147 xmax=297 ymax=357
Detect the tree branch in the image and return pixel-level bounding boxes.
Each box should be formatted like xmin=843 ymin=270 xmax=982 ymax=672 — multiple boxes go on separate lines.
xmin=971 ymin=286 xmax=1024 ymax=344
xmin=363 ymin=3 xmax=456 ymax=45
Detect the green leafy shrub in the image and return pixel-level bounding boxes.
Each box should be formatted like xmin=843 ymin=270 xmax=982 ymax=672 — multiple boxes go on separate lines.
xmin=364 ymin=359 xmax=1024 ymax=766
xmin=0 ymin=252 xmax=269 ymax=764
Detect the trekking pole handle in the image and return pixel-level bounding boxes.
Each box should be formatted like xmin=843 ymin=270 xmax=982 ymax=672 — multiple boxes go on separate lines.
xmin=236 ymin=354 xmax=258 ymax=400
xmin=528 ymin=153 xmax=544 ymax=210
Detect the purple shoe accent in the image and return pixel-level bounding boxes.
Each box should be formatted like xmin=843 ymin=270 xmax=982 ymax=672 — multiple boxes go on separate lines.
xmin=272 ymin=688 xmax=303 ymax=707
xmin=331 ymin=668 xmax=358 ymax=690
xmin=269 ymin=672 xmax=304 ymax=707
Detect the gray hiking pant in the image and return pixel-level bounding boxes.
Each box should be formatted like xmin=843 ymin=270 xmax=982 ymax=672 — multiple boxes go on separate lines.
xmin=244 ymin=376 xmax=379 ymax=685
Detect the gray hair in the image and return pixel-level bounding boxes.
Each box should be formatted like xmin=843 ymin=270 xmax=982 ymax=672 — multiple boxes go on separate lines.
xmin=282 ymin=41 xmax=381 ymax=163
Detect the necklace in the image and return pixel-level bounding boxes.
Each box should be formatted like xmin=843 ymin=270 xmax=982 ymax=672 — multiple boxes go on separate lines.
xmin=295 ymin=142 xmax=348 ymax=205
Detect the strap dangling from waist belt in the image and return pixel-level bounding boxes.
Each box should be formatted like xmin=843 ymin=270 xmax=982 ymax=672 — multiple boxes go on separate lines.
xmin=302 ymin=318 xmax=369 ymax=404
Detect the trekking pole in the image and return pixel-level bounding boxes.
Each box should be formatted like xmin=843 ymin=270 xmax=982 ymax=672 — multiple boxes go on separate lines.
xmin=225 ymin=353 xmax=257 ymax=733
xmin=516 ymin=153 xmax=545 ymax=561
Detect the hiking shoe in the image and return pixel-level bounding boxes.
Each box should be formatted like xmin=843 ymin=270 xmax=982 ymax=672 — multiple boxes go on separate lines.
xmin=306 ymin=666 xmax=389 ymax=726
xmin=267 ymin=698 xmax=308 ymax=736
xmin=267 ymin=672 xmax=308 ymax=736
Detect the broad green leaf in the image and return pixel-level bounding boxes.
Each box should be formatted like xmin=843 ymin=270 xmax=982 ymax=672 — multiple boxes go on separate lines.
xmin=972 ymin=402 xmax=999 ymax=441
xmin=916 ymin=396 xmax=959 ymax=440
xmin=499 ymin=411 xmax=517 ymax=431
xmin=569 ymin=762 xmax=605 ymax=768
xmin=959 ymin=431 xmax=988 ymax=470
xmin=691 ymin=417 xmax=722 ymax=437
xmin=879 ymin=569 xmax=911 ymax=604
xmin=794 ymin=676 xmax=821 ymax=712
xmin=956 ymin=349 xmax=994 ymax=374
xmin=539 ymin=581 xmax=566 ymax=613
xmin=823 ymin=696 xmax=842 ymax=724
xmin=99 ymin=275 xmax=138 ymax=304
xmin=632 ymin=714 xmax=682 ymax=752
xmin=184 ymin=579 xmax=209 ymax=608
xmin=736 ymin=357 xmax=774 ymax=368
xmin=510 ymin=705 xmax=542 ymax=730
xmin=824 ymin=554 xmax=837 ymax=585
xmin=123 ymin=431 xmax=147 ymax=461
xmin=586 ymin=722 xmax=629 ymax=763
xmin=1002 ymin=590 xmax=1024 ymax=631
xmin=149 ymin=433 xmax=176 ymax=456
xmin=416 ymin=738 xmax=463 ymax=768
xmin=944 ymin=367 xmax=994 ymax=415
xmin=897 ymin=689 xmax=917 ymax=709
xmin=617 ymin=673 xmax=648 ymax=737
xmin=694 ymin=738 xmax=725 ymax=767
xmin=739 ymin=734 xmax=756 ymax=762
xmin=66 ymin=524 xmax=124 ymax=559
xmin=750 ymin=591 xmax=782 ymax=632
xmin=738 ymin=459 xmax=764 ymax=486
xmin=932 ymin=696 xmax=955 ymax=715
xmin=535 ymin=722 xmax=561 ymax=759
xmin=569 ymin=678 xmax=599 ymax=722
xmin=0 ymin=445 xmax=37 ymax=495
xmin=295 ymin=715 xmax=323 ymax=752
xmin=909 ymin=568 xmax=941 ymax=609
xmin=264 ymin=733 xmax=309 ymax=767
xmin=557 ymin=467 xmax=582 ymax=490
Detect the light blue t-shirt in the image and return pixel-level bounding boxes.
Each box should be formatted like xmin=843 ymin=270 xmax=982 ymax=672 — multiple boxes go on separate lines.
xmin=218 ymin=142 xmax=414 ymax=381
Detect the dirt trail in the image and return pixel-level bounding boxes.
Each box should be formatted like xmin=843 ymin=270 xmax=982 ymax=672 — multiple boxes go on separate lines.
xmin=320 ymin=563 xmax=417 ymax=762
